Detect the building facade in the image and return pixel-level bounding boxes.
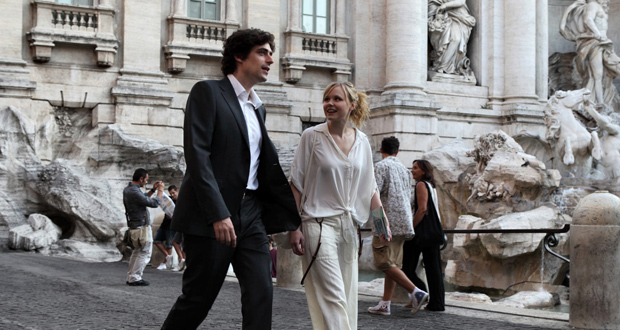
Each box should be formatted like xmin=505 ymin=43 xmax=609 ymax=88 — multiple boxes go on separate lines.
xmin=2 ymin=0 xmax=620 ymax=219
xmin=5 ymin=0 xmax=620 ymax=163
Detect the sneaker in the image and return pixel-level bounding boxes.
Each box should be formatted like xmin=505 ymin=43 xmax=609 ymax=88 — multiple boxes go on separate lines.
xmin=368 ymin=301 xmax=390 ymax=316
xmin=156 ymin=263 xmax=167 ymax=270
xmin=165 ymin=255 xmax=173 ymax=269
xmin=177 ymin=259 xmax=186 ymax=271
xmin=126 ymin=279 xmax=150 ymax=286
xmin=410 ymin=291 xmax=429 ymax=315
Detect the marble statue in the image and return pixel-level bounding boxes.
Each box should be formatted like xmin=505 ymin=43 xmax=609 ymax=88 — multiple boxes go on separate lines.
xmin=428 ymin=0 xmax=476 ymax=79
xmin=584 ymin=102 xmax=620 ymax=178
xmin=560 ymin=0 xmax=620 ymax=109
xmin=544 ymin=89 xmax=601 ymax=166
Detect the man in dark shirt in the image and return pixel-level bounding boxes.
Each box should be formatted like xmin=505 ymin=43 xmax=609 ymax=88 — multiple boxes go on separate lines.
xmin=123 ymin=168 xmax=162 ymax=286
xmin=153 ymin=185 xmax=179 ymax=270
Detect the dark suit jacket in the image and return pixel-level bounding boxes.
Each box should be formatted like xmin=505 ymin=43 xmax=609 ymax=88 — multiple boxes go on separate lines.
xmin=171 ymin=78 xmax=300 ymax=236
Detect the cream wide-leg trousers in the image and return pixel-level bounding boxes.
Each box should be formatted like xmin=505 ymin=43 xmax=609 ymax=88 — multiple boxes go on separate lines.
xmin=301 ymin=214 xmax=358 ymax=330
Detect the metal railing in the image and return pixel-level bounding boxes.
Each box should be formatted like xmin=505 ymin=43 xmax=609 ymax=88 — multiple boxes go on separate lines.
xmin=442 ymin=224 xmax=571 ymax=263
xmin=361 ymin=224 xmax=571 ymax=263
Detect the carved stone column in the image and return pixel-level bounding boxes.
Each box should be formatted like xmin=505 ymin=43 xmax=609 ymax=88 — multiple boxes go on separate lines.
xmin=535 ymin=0 xmax=548 ymax=102
xmin=484 ymin=0 xmax=543 ymax=136
xmin=383 ymin=0 xmax=427 ymax=94
xmin=369 ymin=0 xmax=439 ymax=164
xmin=502 ymin=0 xmax=539 ymax=106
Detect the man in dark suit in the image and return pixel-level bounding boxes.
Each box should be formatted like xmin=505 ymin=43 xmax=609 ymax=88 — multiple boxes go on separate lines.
xmin=162 ymin=29 xmax=300 ymax=330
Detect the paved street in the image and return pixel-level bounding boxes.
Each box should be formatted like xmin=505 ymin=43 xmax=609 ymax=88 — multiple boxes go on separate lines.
xmin=0 ymin=251 xmax=568 ymax=329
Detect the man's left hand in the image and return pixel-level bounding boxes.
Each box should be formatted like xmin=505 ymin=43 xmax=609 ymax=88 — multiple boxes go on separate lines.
xmin=213 ymin=217 xmax=237 ymax=248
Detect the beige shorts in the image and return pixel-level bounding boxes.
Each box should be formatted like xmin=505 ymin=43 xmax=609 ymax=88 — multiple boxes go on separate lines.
xmin=371 ymin=235 xmax=405 ymax=270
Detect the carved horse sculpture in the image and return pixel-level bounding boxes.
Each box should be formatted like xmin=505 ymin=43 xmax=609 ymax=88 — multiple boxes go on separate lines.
xmin=544 ymin=89 xmax=601 ymax=165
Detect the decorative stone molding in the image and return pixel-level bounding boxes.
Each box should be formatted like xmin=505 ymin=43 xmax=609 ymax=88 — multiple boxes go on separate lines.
xmin=27 ymin=0 xmax=118 ymax=67
xmin=164 ymin=17 xmax=239 ymax=73
xmin=0 ymin=60 xmax=37 ymax=98
xmin=281 ymin=31 xmax=352 ymax=83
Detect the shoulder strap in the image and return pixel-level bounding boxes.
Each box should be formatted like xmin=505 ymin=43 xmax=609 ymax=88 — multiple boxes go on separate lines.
xmin=423 ymin=181 xmax=442 ymax=224
xmin=299 ymin=131 xmax=318 ymax=216
xmin=122 ymin=191 xmax=130 ymax=223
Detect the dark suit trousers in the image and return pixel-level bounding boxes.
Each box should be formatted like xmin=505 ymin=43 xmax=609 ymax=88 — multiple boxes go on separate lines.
xmin=162 ymin=194 xmax=273 ymax=329
xmin=402 ymin=240 xmax=445 ymax=310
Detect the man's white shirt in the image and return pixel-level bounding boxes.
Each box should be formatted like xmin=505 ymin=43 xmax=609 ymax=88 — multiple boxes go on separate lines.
xmin=228 ymin=74 xmax=263 ymax=190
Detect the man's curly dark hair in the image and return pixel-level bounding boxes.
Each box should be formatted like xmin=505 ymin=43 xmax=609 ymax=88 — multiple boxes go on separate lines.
xmin=381 ymin=136 xmax=400 ymax=155
xmin=221 ymin=29 xmax=275 ymax=76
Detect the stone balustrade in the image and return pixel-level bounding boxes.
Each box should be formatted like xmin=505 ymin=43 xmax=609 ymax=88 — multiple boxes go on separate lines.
xmin=164 ymin=17 xmax=239 ymax=73
xmin=281 ymin=31 xmax=352 ymax=84
xmin=185 ymin=24 xmax=226 ymax=44
xmin=27 ymin=0 xmax=118 ymax=67
xmin=301 ymin=36 xmax=337 ymax=57
xmin=51 ymin=8 xmax=98 ymax=32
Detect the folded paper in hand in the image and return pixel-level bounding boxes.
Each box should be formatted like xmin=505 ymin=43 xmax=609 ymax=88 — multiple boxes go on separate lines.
xmin=159 ymin=193 xmax=175 ymax=218
xmin=372 ymin=207 xmax=391 ymax=240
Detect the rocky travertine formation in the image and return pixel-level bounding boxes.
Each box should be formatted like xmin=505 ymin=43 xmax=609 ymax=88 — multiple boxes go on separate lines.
xmin=0 ymin=106 xmax=43 ymax=248
xmin=425 ymin=132 xmax=561 ymax=227
xmin=9 ymin=214 xmax=61 ymax=250
xmin=0 ymin=192 xmax=28 ymax=248
xmin=0 ymin=105 xmax=185 ymax=261
xmin=445 ymin=292 xmax=492 ymax=304
xmin=495 ymin=291 xmax=559 ymax=309
xmin=420 ymin=131 xmax=569 ymax=293
xmin=446 ymin=207 xmax=569 ymax=291
xmin=89 ymin=125 xmax=185 ymax=179
xmin=30 ymin=160 xmax=125 ymax=241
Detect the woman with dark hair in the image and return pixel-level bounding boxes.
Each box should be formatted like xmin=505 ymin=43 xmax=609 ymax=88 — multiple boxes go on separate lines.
xmin=402 ymin=159 xmax=446 ymax=311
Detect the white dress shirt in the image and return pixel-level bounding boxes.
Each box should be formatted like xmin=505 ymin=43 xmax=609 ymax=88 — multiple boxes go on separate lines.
xmin=227 ymin=74 xmax=263 ymax=190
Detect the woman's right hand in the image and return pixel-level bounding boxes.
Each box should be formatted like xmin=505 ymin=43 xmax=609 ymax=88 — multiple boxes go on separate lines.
xmin=290 ymin=228 xmax=305 ymax=256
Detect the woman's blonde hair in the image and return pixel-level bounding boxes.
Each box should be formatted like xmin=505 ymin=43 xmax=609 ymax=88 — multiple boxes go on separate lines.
xmin=323 ymin=82 xmax=370 ymax=128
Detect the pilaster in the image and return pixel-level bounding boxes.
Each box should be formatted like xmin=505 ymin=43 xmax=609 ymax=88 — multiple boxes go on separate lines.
xmin=110 ymin=0 xmax=175 ymax=143
xmin=246 ymin=0 xmax=282 ymax=81
xmin=369 ymin=93 xmax=441 ymax=166
xmin=0 ymin=0 xmax=36 ymax=98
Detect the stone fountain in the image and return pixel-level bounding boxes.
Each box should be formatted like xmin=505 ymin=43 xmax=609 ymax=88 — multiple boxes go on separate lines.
xmin=0 ymin=105 xmax=185 ymax=261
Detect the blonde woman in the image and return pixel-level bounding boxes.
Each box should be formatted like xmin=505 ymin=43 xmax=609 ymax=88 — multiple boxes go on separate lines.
xmin=289 ymin=82 xmax=390 ymax=329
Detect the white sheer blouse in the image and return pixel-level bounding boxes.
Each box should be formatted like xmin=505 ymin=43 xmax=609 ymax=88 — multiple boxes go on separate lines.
xmin=290 ymin=123 xmax=377 ymax=227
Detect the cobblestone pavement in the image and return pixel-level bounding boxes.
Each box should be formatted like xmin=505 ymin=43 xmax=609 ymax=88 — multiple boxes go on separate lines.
xmin=0 ymin=251 xmax=569 ymax=329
